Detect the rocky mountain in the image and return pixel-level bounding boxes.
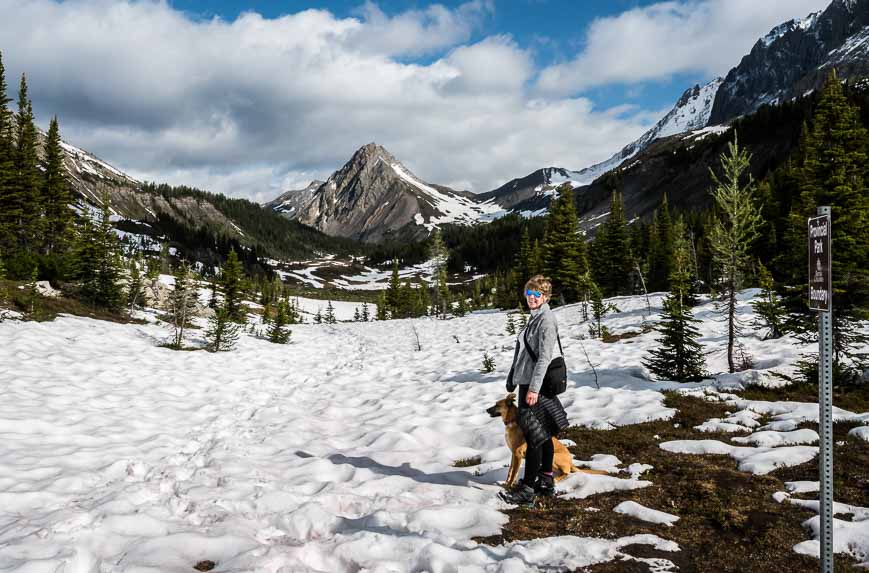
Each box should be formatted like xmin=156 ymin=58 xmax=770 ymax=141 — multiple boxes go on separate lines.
xmin=48 ymin=135 xmax=350 ymax=266
xmin=263 ymin=180 xmax=323 ymax=219
xmin=709 ymin=0 xmax=869 ymax=124
xmin=280 ymin=143 xmax=502 ymax=242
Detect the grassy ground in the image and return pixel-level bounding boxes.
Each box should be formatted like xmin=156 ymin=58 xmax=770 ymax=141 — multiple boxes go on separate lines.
xmin=476 ymin=393 xmax=868 ymax=572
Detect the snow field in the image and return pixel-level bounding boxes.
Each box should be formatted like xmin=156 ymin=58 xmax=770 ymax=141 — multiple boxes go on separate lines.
xmin=1 ymin=289 xmax=867 ymax=570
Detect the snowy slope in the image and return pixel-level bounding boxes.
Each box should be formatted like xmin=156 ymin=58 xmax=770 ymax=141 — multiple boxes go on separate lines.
xmin=1 ymin=291 xmax=867 ymax=570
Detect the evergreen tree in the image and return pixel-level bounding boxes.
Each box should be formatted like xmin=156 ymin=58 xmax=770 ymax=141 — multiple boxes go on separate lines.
xmin=506 ymin=312 xmax=516 ymax=335
xmin=471 ymin=280 xmax=482 ymax=309
xmin=0 ymin=52 xmax=17 ymax=256
xmin=166 ymin=261 xmax=198 ymax=348
xmin=361 ymin=301 xmax=370 ymax=322
xmin=594 ymin=191 xmax=633 ymax=296
xmin=353 ymin=307 xmax=361 ymax=322
xmin=314 ymin=307 xmax=323 ymax=324
xmin=324 ymin=300 xmax=336 ymax=324
xmin=514 ymin=226 xmax=533 ymax=284
xmin=437 ymin=268 xmax=450 ymax=318
xmin=455 ymin=294 xmax=468 ymax=317
xmin=752 ymin=261 xmax=786 ymax=340
xmin=518 ymin=306 xmax=527 ymax=329
xmin=386 ymin=260 xmax=401 ymax=314
xmin=542 ymin=184 xmax=586 ymax=303
xmin=589 ymin=282 xmax=608 ymax=339
xmin=647 ymin=195 xmax=673 ymax=292
xmin=207 ymin=278 xmax=218 ymax=309
xmin=708 ymin=136 xmax=762 ymax=373
xmin=669 ymin=215 xmax=696 ymax=306
xmin=783 ymin=72 xmax=869 ymax=381
xmin=14 ymin=76 xmax=41 ymax=255
xmin=266 ymin=301 xmax=291 ymax=344
xmin=219 ymin=248 xmax=245 ymax=322
xmin=41 ymin=117 xmax=72 ymax=255
xmin=376 ymin=291 xmax=388 ymax=320
xmin=644 ymin=293 xmax=707 ymax=382
xmin=74 ymin=193 xmax=124 ymax=310
xmin=205 ymin=307 xmax=240 ymax=351
xmin=481 ymin=352 xmax=496 ymax=373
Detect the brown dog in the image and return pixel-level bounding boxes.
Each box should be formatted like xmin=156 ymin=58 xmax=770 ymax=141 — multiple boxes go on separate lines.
xmin=486 ymin=393 xmax=608 ymax=487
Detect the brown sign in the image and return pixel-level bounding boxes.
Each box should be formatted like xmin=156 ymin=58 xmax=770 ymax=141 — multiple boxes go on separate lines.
xmin=808 ymin=214 xmax=831 ymax=311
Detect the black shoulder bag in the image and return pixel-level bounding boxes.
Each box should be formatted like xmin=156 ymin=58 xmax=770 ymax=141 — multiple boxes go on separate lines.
xmin=523 ymin=325 xmax=567 ymax=397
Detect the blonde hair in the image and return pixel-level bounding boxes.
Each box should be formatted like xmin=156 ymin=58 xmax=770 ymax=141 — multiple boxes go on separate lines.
xmin=524 ymin=275 xmax=552 ymax=298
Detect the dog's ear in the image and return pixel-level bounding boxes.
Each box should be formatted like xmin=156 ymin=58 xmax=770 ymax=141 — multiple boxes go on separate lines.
xmin=506 ymin=393 xmax=515 ymax=404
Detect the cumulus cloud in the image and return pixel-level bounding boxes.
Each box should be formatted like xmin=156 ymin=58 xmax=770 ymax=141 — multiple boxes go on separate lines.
xmin=0 ymin=0 xmax=823 ymax=202
xmin=536 ymin=0 xmax=831 ymax=95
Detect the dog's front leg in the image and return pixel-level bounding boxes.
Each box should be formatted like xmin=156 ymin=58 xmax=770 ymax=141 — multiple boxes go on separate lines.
xmin=505 ymin=453 xmax=520 ymax=487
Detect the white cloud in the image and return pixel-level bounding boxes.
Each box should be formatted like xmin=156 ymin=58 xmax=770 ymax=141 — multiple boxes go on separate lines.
xmin=536 ymin=0 xmax=831 ymax=95
xmin=3 ymin=0 xmax=822 ymax=203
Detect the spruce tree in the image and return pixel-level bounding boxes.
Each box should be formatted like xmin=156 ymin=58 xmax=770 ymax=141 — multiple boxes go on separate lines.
xmin=428 ymin=229 xmax=449 ymax=316
xmin=205 ymin=307 xmax=240 ymax=351
xmin=353 ymin=307 xmax=360 ymax=322
xmin=471 ymin=280 xmax=482 ymax=309
xmin=518 ymin=306 xmax=527 ymax=329
xmin=266 ymin=301 xmax=291 ymax=344
xmin=361 ymin=301 xmax=370 ymax=322
xmin=14 ymin=77 xmax=41 ymax=255
xmin=594 ymin=191 xmax=633 ymax=296
xmin=542 ymin=184 xmax=586 ymax=303
xmin=506 ymin=312 xmax=516 ymax=335
xmin=644 ymin=294 xmax=707 ymax=382
xmin=0 ymin=51 xmax=17 ymax=255
xmin=514 ymin=226 xmax=533 ymax=284
xmin=74 ymin=193 xmax=123 ymax=310
xmin=376 ymin=291 xmax=388 ymax=320
xmin=219 ymin=248 xmax=245 ymax=322
xmin=782 ymin=72 xmax=869 ymax=382
xmin=670 ymin=215 xmax=696 ymax=306
xmin=752 ymin=261 xmax=785 ymax=340
xmin=386 ymin=260 xmax=401 ymax=315
xmin=324 ymin=300 xmax=336 ymax=324
xmin=41 ymin=117 xmax=72 ymax=256
xmin=437 ymin=268 xmax=450 ymax=318
xmin=647 ymin=195 xmax=673 ymax=292
xmin=708 ymin=135 xmax=762 ymax=373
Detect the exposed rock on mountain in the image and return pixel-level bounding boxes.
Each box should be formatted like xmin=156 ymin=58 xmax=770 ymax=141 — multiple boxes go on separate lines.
xmin=284 ymin=143 xmax=502 ymax=242
xmin=264 ymin=180 xmax=323 ymax=218
xmin=709 ymin=0 xmax=869 ymax=124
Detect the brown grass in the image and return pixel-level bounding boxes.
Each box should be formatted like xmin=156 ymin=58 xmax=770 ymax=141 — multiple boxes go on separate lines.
xmin=475 ymin=393 xmax=867 ymax=572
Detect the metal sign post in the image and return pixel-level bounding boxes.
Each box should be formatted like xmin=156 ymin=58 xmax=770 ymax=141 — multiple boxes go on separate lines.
xmin=808 ymin=206 xmax=833 ymax=573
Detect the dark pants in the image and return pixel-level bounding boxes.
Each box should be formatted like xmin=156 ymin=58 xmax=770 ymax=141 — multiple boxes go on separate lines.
xmin=518 ymin=385 xmax=554 ymax=483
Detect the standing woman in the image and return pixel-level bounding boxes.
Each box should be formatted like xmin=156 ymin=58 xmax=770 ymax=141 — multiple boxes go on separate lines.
xmin=499 ymin=275 xmax=569 ymax=505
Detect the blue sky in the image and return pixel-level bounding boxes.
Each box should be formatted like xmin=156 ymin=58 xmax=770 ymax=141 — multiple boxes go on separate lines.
xmin=168 ymin=0 xmax=701 ymax=111
xmin=0 ymin=0 xmax=831 ymax=200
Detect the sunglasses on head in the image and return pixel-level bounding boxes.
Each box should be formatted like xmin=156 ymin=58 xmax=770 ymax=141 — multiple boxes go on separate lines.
xmin=525 ymin=289 xmax=542 ymax=298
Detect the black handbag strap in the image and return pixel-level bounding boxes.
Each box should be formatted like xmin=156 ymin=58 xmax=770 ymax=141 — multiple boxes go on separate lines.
xmin=523 ymin=324 xmax=563 ymax=363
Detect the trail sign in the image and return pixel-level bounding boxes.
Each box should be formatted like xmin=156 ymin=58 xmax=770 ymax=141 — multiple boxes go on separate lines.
xmin=810 ymin=207 xmax=834 ymax=573
xmin=808 ymin=213 xmax=832 ymax=311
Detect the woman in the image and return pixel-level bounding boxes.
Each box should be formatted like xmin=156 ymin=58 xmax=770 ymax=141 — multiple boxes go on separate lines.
xmin=499 ymin=275 xmax=569 ymax=505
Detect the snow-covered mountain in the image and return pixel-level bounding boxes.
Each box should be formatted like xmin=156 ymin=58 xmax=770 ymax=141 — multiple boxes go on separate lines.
xmin=278 ymin=143 xmax=502 ymax=242
xmin=709 ymin=0 xmax=869 ymax=124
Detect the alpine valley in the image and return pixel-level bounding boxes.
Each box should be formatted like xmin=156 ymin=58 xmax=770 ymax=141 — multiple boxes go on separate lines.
xmin=47 ymin=0 xmax=869 ymax=273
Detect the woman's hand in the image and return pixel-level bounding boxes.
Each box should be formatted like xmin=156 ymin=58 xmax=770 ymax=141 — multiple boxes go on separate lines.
xmin=526 ymin=391 xmax=539 ymax=406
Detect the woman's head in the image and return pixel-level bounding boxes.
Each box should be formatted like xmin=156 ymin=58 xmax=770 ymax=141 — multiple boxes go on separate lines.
xmin=524 ymin=275 xmax=551 ymax=309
